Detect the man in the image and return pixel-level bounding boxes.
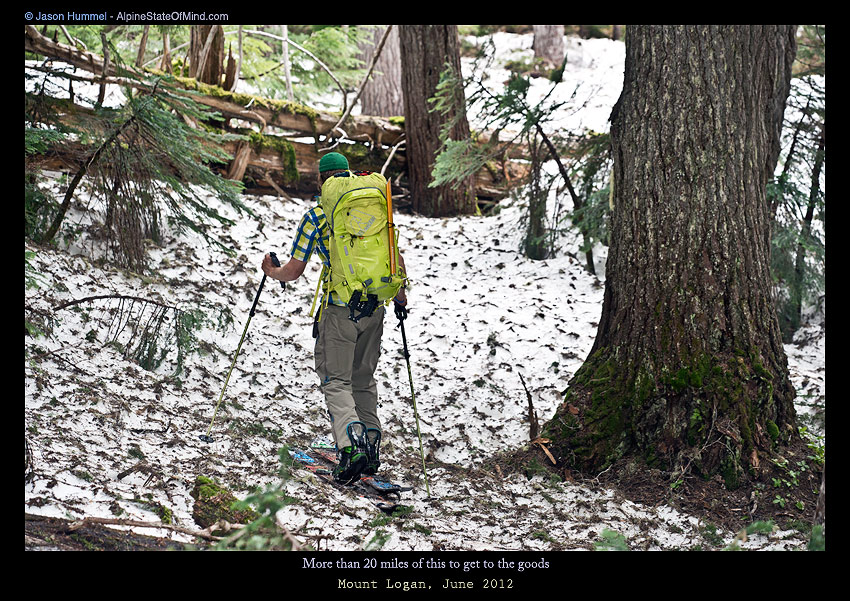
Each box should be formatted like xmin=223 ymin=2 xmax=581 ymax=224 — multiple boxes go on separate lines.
xmin=261 ymin=152 xmax=408 ymax=484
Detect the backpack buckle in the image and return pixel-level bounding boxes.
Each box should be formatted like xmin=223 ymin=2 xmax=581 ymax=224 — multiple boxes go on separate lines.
xmin=347 ymin=290 xmax=379 ymax=323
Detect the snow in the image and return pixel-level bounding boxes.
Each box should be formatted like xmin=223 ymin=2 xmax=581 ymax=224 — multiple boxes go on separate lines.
xmin=25 ymin=31 xmax=824 ymax=553
xmin=463 ymin=32 xmax=626 ymax=135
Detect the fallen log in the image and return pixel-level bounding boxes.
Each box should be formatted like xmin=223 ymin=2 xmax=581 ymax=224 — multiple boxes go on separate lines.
xmin=29 ymin=88 xmax=529 ymax=200
xmin=26 ymin=25 xmax=405 ymax=146
xmin=27 ymin=25 xmax=529 ymax=157
xmin=32 ymin=127 xmax=528 ymax=201
xmin=26 ymin=25 xmax=530 ymax=200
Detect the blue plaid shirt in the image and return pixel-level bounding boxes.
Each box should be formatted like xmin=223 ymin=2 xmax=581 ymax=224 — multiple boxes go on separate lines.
xmin=290 ymin=202 xmax=344 ymax=306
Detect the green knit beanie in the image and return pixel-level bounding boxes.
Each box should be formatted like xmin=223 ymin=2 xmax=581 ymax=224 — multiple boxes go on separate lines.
xmin=319 ymin=152 xmax=349 ymax=173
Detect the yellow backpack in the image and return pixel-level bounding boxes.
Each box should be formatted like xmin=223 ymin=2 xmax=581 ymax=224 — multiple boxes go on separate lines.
xmin=312 ymin=170 xmax=407 ymax=322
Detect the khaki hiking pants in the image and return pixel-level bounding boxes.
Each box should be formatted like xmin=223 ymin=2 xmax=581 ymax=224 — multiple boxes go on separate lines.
xmin=314 ymin=304 xmax=384 ymax=449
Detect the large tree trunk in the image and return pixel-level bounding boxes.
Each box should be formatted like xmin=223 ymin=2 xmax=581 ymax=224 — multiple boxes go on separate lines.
xmin=399 ymin=25 xmax=477 ymax=217
xmin=544 ymin=25 xmax=798 ymax=490
xmin=358 ymin=25 xmax=403 ymax=117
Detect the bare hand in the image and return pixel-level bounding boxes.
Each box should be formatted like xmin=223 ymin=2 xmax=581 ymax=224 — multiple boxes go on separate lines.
xmin=261 ymin=253 xmax=279 ymax=278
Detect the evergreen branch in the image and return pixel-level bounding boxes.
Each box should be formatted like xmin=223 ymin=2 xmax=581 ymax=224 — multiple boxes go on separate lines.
xmin=39 ymin=111 xmax=138 ymax=244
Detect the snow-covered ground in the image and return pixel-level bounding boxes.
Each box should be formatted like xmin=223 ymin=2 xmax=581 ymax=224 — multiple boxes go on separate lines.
xmin=25 ymin=31 xmax=824 ymax=552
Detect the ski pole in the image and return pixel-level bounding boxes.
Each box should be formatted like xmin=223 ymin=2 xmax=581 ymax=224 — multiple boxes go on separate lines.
xmin=397 ymin=314 xmax=431 ymax=497
xmin=200 ymin=252 xmax=284 ymax=443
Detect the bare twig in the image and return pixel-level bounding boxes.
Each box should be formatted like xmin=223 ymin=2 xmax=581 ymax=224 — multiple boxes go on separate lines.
xmin=518 ymin=371 xmax=539 ymax=441
xmin=381 ymin=135 xmax=406 ymax=176
xmin=592 ymin=463 xmax=614 ymax=483
xmin=320 ymin=126 xmax=348 ymax=153
xmin=533 ymin=122 xmax=582 ymax=209
xmin=39 ymin=112 xmax=138 ymax=244
xmin=54 ymin=294 xmax=177 ymax=313
xmin=26 ymin=343 xmax=77 ymax=362
xmin=280 ymin=25 xmax=293 ymax=100
xmin=143 ymin=42 xmax=189 ymax=68
xmin=67 ymin=516 xmax=238 ymax=542
xmin=58 ymin=25 xmax=84 ymax=49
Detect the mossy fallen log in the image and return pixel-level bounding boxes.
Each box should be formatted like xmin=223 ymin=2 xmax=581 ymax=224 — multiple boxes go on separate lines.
xmin=26 ymin=25 xmax=530 ymax=201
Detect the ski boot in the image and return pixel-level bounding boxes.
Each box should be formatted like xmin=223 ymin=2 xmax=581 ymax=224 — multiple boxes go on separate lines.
xmin=363 ymin=428 xmax=382 ymax=475
xmin=333 ymin=422 xmax=368 ymax=485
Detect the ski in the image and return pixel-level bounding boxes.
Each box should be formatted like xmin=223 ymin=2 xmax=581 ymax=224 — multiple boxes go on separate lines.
xmin=288 ymin=445 xmax=412 ymax=514
xmin=307 ymin=438 xmax=413 ymax=494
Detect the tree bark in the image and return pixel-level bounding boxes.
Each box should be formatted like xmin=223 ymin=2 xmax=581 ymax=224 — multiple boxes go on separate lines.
xmin=160 ymin=31 xmax=173 ymax=74
xmin=225 ymin=140 xmax=253 ymax=182
xmin=544 ymin=25 xmax=798 ymax=489
xmin=399 ymin=25 xmax=476 ymax=217
xmin=222 ymin=43 xmax=238 ymax=92
xmin=358 ymin=25 xmax=403 ymax=116
xmin=532 ymin=25 xmax=565 ymax=68
xmin=97 ymin=31 xmax=110 ymax=107
xmin=189 ymin=25 xmax=225 ymax=85
xmin=281 ymin=25 xmax=293 ymax=100
xmin=135 ymin=25 xmax=150 ymax=68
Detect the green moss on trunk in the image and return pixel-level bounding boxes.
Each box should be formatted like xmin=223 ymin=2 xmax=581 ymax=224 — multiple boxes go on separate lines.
xmin=248 ymin=132 xmax=299 ymax=185
xmin=543 ymin=347 xmax=792 ymax=490
xmin=169 ymin=76 xmax=320 ymax=123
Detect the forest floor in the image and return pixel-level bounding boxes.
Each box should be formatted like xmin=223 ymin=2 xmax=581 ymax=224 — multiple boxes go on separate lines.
xmin=25 ymin=436 xmax=821 ymax=551
xmin=25 ymin=184 xmax=825 ymax=553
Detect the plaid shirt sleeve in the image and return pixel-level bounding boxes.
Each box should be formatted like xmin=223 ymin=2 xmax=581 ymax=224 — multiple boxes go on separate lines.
xmin=290 ymin=205 xmax=329 ymax=266
xmin=290 ymin=208 xmax=319 ymax=262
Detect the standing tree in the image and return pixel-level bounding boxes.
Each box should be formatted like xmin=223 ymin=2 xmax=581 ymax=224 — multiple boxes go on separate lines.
xmin=532 ymin=25 xmax=566 ymax=69
xmin=399 ymin=25 xmax=477 ymax=217
xmin=544 ymin=25 xmax=799 ymax=491
xmin=358 ymin=25 xmax=403 ymax=116
xmin=189 ymin=25 xmax=225 ymax=85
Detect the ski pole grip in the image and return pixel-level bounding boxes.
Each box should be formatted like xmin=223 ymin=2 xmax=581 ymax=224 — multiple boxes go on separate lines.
xmin=269 ymin=252 xmax=286 ymax=290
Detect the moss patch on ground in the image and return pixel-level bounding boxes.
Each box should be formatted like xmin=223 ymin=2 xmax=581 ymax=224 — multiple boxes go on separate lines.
xmin=191 ymin=475 xmax=259 ymax=530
